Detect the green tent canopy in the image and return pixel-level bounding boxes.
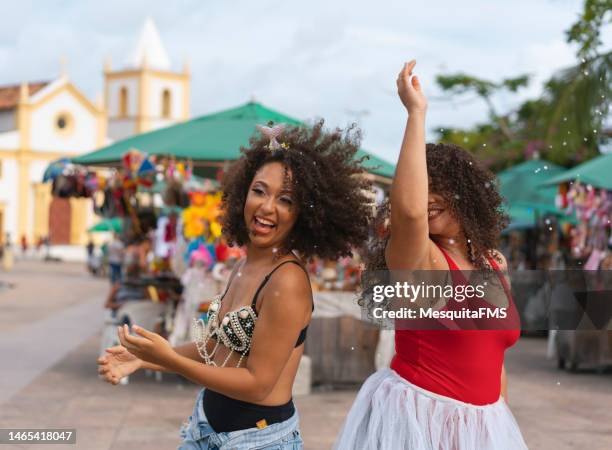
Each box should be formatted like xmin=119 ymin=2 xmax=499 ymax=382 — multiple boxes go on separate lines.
xmin=498 ymin=159 xmax=564 ymax=206
xmin=496 ymin=159 xmax=569 ymax=228
xmin=73 ymin=101 xmax=395 ymax=179
xmin=540 ymin=152 xmax=612 ymax=190
xmin=87 ymin=217 xmax=123 ymax=233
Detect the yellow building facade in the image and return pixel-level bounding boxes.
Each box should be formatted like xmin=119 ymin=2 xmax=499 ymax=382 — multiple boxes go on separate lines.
xmin=0 ymin=78 xmax=106 ymax=246
xmin=0 ymin=18 xmax=190 ymax=252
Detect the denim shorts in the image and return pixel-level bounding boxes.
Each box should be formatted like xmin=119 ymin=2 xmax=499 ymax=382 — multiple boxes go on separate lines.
xmin=179 ymin=389 xmax=303 ymax=450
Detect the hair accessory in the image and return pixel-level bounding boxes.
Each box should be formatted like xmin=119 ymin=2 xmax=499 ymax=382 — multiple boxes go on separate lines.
xmin=256 ymin=124 xmax=287 ymax=150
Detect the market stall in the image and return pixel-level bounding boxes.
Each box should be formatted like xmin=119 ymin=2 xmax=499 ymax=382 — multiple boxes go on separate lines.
xmin=539 ymin=153 xmax=612 ymax=371
xmin=498 ymin=159 xmax=570 ymax=269
xmin=497 ymin=159 xmax=575 ymax=331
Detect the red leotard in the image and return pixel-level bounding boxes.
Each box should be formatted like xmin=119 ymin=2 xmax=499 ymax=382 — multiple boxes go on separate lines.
xmin=390 ymin=245 xmax=520 ymax=405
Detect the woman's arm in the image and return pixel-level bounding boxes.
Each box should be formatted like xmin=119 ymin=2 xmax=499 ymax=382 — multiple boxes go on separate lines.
xmin=385 ymin=60 xmax=433 ymax=270
xmin=122 ymin=263 xmax=312 ymax=403
xmin=139 ymin=342 xmax=202 ymax=371
xmin=116 ymin=262 xmax=246 ymax=374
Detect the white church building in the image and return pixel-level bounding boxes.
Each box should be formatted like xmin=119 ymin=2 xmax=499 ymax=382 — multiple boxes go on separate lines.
xmin=0 ymin=18 xmax=190 ymax=250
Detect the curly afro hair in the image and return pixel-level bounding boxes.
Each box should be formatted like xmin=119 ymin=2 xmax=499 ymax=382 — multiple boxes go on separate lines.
xmin=220 ymin=120 xmax=374 ymax=260
xmin=365 ymin=142 xmax=509 ymax=272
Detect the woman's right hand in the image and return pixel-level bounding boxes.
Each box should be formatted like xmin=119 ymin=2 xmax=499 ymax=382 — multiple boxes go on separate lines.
xmin=397 ymin=60 xmax=428 ymax=114
xmin=97 ymin=345 xmax=142 ymax=385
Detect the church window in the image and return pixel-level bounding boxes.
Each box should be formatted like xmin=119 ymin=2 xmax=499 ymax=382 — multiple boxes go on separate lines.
xmin=162 ymin=89 xmax=171 ymax=118
xmin=119 ymin=87 xmax=128 ymax=117
xmin=54 ymin=112 xmax=74 ymax=135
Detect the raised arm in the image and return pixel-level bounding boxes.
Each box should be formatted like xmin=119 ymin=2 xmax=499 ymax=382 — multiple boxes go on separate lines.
xmin=385 ymin=60 xmax=433 ymax=270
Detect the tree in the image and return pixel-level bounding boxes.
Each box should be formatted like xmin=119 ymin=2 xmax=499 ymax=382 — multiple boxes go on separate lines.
xmin=433 ymin=0 xmax=611 ymax=169
xmin=435 ymin=74 xmax=530 ymax=142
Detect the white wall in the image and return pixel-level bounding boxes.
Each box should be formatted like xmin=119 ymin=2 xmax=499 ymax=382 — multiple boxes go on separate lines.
xmin=29 ymin=89 xmax=98 ymax=154
xmin=108 ymin=118 xmax=137 ymax=141
xmin=0 ymin=111 xmax=15 ymax=133
xmin=149 ymin=118 xmax=176 ymax=131
xmin=0 ymin=157 xmax=19 ymax=240
xmin=0 ymin=131 xmax=19 ymax=149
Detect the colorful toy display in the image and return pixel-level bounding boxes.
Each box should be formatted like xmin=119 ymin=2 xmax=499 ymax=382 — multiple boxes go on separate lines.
xmin=561 ymin=181 xmax=612 ymax=262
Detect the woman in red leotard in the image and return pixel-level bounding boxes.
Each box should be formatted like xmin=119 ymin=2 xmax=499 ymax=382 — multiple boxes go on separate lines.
xmin=334 ymin=60 xmax=528 ymax=450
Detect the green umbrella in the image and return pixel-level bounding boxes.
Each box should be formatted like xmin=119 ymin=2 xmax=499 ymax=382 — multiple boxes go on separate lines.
xmin=73 ymin=101 xmax=395 ymax=179
xmin=88 ymin=217 xmax=123 ymax=233
xmin=540 ymin=152 xmax=612 ymax=190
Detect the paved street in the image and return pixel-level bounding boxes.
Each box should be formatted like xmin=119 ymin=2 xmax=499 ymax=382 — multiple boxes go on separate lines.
xmin=0 ymin=260 xmax=611 ymax=449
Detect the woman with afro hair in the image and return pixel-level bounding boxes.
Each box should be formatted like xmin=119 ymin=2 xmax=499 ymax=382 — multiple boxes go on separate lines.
xmin=334 ymin=61 xmax=528 ymax=449
xmin=98 ymin=120 xmax=373 ymax=449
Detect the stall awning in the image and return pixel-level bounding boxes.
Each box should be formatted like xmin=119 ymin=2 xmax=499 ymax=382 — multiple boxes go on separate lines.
xmin=73 ymin=101 xmax=395 ymax=179
xmin=540 ymin=153 xmax=612 ymax=190
xmin=497 ymin=159 xmax=567 ymax=228
xmin=88 ymin=217 xmax=123 ymax=233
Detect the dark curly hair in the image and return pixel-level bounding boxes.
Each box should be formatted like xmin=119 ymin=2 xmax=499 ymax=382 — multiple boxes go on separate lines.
xmin=220 ymin=120 xmax=373 ymax=260
xmin=364 ymin=142 xmax=509 ymax=273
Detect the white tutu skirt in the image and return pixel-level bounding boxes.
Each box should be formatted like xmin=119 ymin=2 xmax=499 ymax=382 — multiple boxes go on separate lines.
xmin=334 ymin=369 xmax=528 ymax=450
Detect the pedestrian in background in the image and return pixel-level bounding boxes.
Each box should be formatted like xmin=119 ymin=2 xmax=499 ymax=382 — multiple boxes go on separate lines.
xmin=107 ymin=234 xmax=124 ymax=284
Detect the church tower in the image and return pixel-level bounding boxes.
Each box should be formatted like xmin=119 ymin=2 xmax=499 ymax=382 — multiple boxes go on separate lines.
xmin=104 ymin=18 xmax=190 ymax=141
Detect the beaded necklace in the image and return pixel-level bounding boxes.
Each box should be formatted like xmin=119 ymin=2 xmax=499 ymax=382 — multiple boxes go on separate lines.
xmin=194 ymin=259 xmax=307 ymax=368
xmin=193 ymin=293 xmax=258 ymax=368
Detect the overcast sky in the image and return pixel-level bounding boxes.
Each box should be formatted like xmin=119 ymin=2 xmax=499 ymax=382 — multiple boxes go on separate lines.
xmin=1 ymin=0 xmax=609 ymax=162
